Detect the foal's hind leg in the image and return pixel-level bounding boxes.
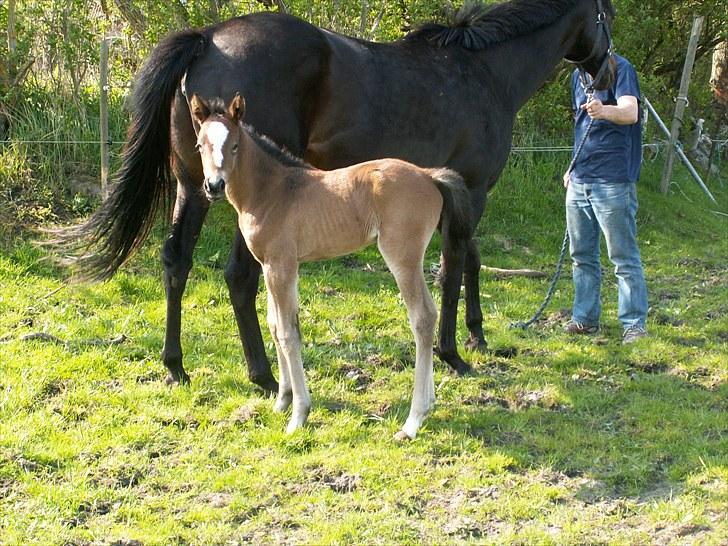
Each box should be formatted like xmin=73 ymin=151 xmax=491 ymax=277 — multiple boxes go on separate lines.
xmin=161 ymin=182 xmax=209 ymax=385
xmin=378 ymin=236 xmax=437 ymax=440
xmin=225 ymin=230 xmax=278 ymax=393
xmin=463 ymin=237 xmax=487 ymax=352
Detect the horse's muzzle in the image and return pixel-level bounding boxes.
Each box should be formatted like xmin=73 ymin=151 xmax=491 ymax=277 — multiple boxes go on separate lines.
xmin=204 ymin=177 xmax=226 ymax=201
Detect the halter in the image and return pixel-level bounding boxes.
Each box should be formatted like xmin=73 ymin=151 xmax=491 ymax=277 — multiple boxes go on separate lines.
xmin=564 ymin=0 xmax=614 ymax=95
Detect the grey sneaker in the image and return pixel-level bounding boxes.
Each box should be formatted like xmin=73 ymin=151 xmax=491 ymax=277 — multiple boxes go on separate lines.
xmin=622 ymin=325 xmax=647 ymax=344
xmin=564 ymin=320 xmax=600 ymax=335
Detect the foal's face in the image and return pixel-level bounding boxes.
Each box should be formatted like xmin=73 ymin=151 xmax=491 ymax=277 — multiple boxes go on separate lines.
xmin=190 ymin=94 xmax=245 ymax=202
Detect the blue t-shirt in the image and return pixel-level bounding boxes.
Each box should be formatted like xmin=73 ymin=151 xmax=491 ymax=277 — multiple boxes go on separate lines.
xmin=570 ymin=55 xmax=642 ymax=184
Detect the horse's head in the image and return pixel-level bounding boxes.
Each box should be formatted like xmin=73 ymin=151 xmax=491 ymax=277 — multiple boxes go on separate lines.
xmin=190 ymin=93 xmax=246 ymax=202
xmin=565 ymin=0 xmax=616 ymax=91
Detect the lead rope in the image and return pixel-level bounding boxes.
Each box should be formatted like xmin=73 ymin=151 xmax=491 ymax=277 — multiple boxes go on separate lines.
xmin=510 ymin=87 xmax=595 ymax=330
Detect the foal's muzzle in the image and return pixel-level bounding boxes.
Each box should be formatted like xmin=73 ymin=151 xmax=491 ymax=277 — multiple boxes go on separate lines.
xmin=204 ymin=176 xmax=226 ymax=201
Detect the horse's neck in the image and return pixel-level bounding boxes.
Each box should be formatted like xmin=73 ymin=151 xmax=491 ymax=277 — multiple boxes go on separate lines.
xmin=484 ymin=8 xmax=583 ymax=112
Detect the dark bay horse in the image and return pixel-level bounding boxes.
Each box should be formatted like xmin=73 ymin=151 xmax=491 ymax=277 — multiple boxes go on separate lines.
xmin=58 ymin=0 xmax=615 ymax=390
xmin=192 ymin=93 xmax=472 ymax=438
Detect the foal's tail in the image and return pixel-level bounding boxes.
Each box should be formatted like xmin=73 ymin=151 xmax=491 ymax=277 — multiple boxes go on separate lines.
xmin=50 ymin=29 xmax=209 ymax=280
xmin=430 ymin=168 xmax=474 ymax=249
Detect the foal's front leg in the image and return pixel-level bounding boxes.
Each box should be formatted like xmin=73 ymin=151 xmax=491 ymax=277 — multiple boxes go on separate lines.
xmin=263 ymin=262 xmax=311 ymax=433
xmin=267 ymin=288 xmax=292 ymax=413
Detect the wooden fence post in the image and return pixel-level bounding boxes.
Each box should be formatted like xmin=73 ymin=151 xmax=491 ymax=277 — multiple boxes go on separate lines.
xmin=645 ymin=97 xmax=717 ymax=204
xmin=660 ymin=16 xmax=704 ymax=194
xmin=7 ymin=0 xmax=17 ymax=55
xmin=99 ymin=37 xmax=110 ymax=201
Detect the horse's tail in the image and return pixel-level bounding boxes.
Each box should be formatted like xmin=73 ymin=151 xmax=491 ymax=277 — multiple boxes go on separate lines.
xmin=51 ymin=29 xmax=209 ymax=280
xmin=430 ymin=168 xmax=474 ymax=249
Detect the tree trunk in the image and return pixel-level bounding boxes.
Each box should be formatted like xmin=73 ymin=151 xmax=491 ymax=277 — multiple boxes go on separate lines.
xmin=359 ymin=0 xmax=368 ymax=37
xmin=114 ymin=0 xmax=148 ymax=38
xmin=710 ymin=41 xmax=727 ymax=107
xmin=706 ymin=41 xmax=728 ymax=181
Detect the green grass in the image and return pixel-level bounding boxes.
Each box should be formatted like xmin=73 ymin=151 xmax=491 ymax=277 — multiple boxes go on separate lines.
xmin=1 ymin=154 xmax=727 ymax=545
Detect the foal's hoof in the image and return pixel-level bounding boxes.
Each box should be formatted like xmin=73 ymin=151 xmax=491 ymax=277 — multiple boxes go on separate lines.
xmin=285 ymin=408 xmax=311 ymax=434
xmin=164 ymin=370 xmax=190 ymax=386
xmin=464 ymin=334 xmax=488 ymax=354
xmin=393 ymin=430 xmax=414 ymax=442
xmin=274 ymin=393 xmax=293 ymax=413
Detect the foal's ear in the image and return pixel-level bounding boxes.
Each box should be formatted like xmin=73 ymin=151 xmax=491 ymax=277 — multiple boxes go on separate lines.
xmin=190 ymin=94 xmax=210 ymax=124
xmin=229 ymin=93 xmax=246 ymax=124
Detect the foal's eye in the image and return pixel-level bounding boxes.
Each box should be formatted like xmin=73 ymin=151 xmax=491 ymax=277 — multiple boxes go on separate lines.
xmin=194 ymin=143 xmax=201 ymax=153
xmin=231 ymin=144 xmax=239 ymax=154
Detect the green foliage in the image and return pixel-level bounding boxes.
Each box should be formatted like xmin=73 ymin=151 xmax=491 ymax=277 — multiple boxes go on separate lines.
xmin=0 ymin=86 xmax=127 ymax=242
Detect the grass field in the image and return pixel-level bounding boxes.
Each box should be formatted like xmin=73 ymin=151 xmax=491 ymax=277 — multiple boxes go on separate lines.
xmin=1 ymin=155 xmax=727 ymax=545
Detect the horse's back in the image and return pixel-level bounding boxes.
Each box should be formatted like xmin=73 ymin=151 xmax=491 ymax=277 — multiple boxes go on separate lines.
xmin=184 ymin=12 xmax=330 ymax=154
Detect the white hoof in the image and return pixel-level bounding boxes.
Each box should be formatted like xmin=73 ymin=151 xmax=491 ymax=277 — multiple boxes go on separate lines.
xmin=273 ymin=392 xmax=292 ymax=413
xmin=394 ymin=430 xmax=414 ymax=442
xmin=398 ymin=417 xmax=420 ymax=440
xmin=285 ymin=405 xmax=310 ymax=433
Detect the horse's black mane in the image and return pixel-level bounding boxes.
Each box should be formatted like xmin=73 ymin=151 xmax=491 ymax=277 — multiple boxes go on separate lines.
xmin=405 ymin=0 xmax=580 ymax=50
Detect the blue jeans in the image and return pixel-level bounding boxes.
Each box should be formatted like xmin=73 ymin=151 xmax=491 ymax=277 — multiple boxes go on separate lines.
xmin=565 ymin=181 xmax=648 ymax=330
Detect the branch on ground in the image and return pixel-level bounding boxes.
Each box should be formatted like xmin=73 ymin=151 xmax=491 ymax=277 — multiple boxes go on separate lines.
xmin=481 ymin=266 xmax=547 ymax=278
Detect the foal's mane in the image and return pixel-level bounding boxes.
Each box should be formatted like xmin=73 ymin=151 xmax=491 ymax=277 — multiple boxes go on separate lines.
xmin=405 ymin=0 xmax=580 ymax=50
xmin=242 ymin=124 xmax=313 ymax=170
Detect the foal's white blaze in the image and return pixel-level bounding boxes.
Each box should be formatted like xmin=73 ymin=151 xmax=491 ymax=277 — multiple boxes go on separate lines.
xmin=206 ymin=121 xmax=229 ymax=169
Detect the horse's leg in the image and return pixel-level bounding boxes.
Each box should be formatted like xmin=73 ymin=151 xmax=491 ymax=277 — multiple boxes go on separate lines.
xmin=161 ymin=184 xmax=209 ymax=385
xmin=463 ymin=189 xmax=488 ymax=353
xmin=266 ymin=288 xmax=293 ymax=412
xmin=379 ymin=236 xmax=437 ymax=440
xmin=225 ymin=230 xmax=278 ymax=393
xmin=262 ymin=261 xmax=311 ymax=433
xmin=435 ymin=239 xmax=472 ymax=375
xmin=463 ymin=237 xmax=487 ymax=352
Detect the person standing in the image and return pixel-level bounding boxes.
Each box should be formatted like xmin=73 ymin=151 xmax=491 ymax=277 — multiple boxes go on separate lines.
xmin=563 ymin=54 xmax=648 ymax=344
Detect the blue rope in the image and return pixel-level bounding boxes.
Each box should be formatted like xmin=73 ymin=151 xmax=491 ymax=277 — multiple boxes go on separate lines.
xmin=510 ymin=112 xmax=595 ymax=330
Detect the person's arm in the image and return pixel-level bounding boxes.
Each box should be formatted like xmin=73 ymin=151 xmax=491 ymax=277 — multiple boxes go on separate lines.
xmin=580 ymin=95 xmax=639 ymax=125
xmin=564 ymin=95 xmax=639 ymax=188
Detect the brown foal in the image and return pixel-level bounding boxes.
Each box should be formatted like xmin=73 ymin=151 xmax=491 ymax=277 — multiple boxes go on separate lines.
xmin=191 ymin=93 xmax=472 ymax=439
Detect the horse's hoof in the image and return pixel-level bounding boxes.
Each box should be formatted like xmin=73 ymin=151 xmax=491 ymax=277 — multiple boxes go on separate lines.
xmin=251 ymin=373 xmax=279 ymax=395
xmin=435 ymin=348 xmax=474 ymax=377
xmin=464 ymin=334 xmax=488 ymax=354
xmin=394 ymin=430 xmax=413 ymax=442
xmin=164 ymin=370 xmax=190 ymax=386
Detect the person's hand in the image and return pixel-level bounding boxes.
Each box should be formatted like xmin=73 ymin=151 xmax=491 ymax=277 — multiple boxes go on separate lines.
xmin=563 ymin=171 xmax=570 ymax=188
xmin=580 ymin=98 xmax=606 ymax=119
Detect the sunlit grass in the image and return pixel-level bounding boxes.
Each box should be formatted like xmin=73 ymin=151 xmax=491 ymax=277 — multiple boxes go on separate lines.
xmin=1 ymin=149 xmax=726 ymax=544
